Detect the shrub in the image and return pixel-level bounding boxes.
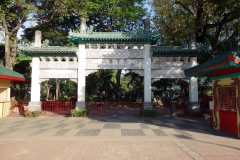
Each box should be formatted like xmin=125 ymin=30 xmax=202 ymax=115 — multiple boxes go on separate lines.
xmin=139 ymin=108 xmax=157 ymax=117
xmin=23 ymin=110 xmax=43 ymax=118
xmin=70 ymin=109 xmax=88 ymax=117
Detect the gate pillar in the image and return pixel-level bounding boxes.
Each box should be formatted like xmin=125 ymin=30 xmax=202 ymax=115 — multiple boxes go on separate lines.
xmin=28 ymin=57 xmax=41 ymax=111
xmin=188 ymin=57 xmax=200 ymax=112
xmin=76 ymin=44 xmax=86 ymax=110
xmin=143 ymin=44 xmax=152 ymax=109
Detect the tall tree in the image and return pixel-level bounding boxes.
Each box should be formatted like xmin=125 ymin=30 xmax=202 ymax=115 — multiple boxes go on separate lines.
xmin=1 ymin=0 xmax=87 ymax=69
xmin=151 ymin=0 xmax=240 ymax=47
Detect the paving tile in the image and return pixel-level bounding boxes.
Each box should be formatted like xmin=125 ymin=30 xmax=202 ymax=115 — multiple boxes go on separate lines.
xmin=174 ymin=129 xmax=191 ymax=136
xmin=89 ymin=120 xmax=105 ymax=123
xmin=103 ymin=123 xmax=121 ymax=129
xmin=121 ymin=129 xmax=145 ymax=136
xmin=74 ymin=123 xmax=86 ymax=129
xmin=28 ymin=123 xmax=51 ymax=129
xmin=0 ymin=128 xmax=20 ymax=136
xmin=73 ymin=119 xmax=83 ymax=123
xmin=53 ymin=123 xmax=69 ymax=129
xmin=175 ymin=124 xmax=198 ymax=129
xmin=142 ymin=129 xmax=156 ymax=136
xmin=139 ymin=124 xmax=149 ymax=129
xmin=157 ymin=123 xmax=178 ymax=129
xmin=121 ymin=123 xmax=142 ymax=129
xmin=53 ymin=129 xmax=71 ymax=136
xmin=81 ymin=123 xmax=104 ymax=129
xmin=29 ymin=129 xmax=48 ymax=136
xmin=98 ymin=129 xmax=121 ymax=137
xmin=152 ymin=129 xmax=168 ymax=136
xmin=74 ymin=129 xmax=101 ymax=136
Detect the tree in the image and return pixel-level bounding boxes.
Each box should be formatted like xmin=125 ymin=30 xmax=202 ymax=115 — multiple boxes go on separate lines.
xmin=151 ymin=0 xmax=240 ymax=47
xmin=1 ymin=0 xmax=87 ymax=69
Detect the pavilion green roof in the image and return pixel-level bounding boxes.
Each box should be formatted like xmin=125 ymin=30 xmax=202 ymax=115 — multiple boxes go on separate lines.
xmin=18 ymin=45 xmax=78 ymax=57
xmin=0 ymin=65 xmax=26 ymax=81
xmin=151 ymin=44 xmax=211 ymax=57
xmin=68 ymin=30 xmax=160 ymax=44
xmin=184 ymin=46 xmax=240 ymax=78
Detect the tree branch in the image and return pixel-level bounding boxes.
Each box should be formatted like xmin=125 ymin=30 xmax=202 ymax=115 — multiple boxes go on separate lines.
xmin=174 ymin=0 xmax=196 ymax=17
xmin=205 ymin=10 xmax=238 ymax=28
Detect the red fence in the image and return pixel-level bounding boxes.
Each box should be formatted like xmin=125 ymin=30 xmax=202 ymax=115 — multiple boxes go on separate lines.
xmin=42 ymin=101 xmax=73 ymax=116
xmin=86 ymin=102 xmax=143 ymax=116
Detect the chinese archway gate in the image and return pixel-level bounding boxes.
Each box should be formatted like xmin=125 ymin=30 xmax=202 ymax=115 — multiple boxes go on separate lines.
xmin=19 ymin=18 xmax=210 ymax=116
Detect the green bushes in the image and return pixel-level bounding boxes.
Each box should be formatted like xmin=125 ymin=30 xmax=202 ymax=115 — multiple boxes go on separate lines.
xmin=139 ymin=108 xmax=157 ymax=117
xmin=70 ymin=109 xmax=88 ymax=117
xmin=23 ymin=110 xmax=43 ymax=118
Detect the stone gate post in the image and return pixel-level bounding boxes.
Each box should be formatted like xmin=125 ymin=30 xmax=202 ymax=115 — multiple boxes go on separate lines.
xmin=143 ymin=44 xmax=152 ymax=109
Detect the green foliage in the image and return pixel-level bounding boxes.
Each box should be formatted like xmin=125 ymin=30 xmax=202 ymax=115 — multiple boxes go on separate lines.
xmin=139 ymin=108 xmax=157 ymax=117
xmin=70 ymin=109 xmax=88 ymax=117
xmin=23 ymin=110 xmax=43 ymax=118
xmin=87 ymin=0 xmax=147 ymax=32
xmin=151 ymin=0 xmax=240 ymax=47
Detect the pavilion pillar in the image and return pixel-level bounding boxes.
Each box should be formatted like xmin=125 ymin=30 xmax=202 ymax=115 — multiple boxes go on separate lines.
xmin=28 ymin=30 xmax=42 ymax=111
xmin=76 ymin=44 xmax=86 ymax=110
xmin=143 ymin=44 xmax=152 ymax=109
xmin=28 ymin=57 xmax=41 ymax=111
xmin=188 ymin=57 xmax=200 ymax=112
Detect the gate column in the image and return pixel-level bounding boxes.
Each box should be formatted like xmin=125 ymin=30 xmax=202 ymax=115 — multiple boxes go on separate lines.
xmin=28 ymin=31 xmax=41 ymax=111
xmin=188 ymin=57 xmax=200 ymax=112
xmin=28 ymin=57 xmax=41 ymax=111
xmin=76 ymin=44 xmax=86 ymax=110
xmin=143 ymin=44 xmax=152 ymax=109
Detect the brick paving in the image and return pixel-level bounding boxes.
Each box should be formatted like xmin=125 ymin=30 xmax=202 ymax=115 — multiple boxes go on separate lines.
xmin=0 ymin=115 xmax=239 ymax=160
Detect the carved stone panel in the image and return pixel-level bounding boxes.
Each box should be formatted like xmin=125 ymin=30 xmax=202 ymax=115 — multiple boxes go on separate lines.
xmin=86 ymin=49 xmax=143 ymax=58
xmin=151 ymin=70 xmax=185 ymax=78
xmin=86 ymin=59 xmax=143 ymax=69
xmin=151 ymin=57 xmax=191 ymax=69
xmin=40 ymin=69 xmax=78 ymax=78
xmin=40 ymin=62 xmax=78 ymax=69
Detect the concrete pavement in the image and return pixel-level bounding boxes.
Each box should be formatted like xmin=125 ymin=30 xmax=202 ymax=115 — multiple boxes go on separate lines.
xmin=0 ymin=115 xmax=239 ymax=160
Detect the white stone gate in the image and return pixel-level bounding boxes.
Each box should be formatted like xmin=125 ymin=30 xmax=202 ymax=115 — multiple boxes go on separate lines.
xmin=19 ymin=18 xmax=209 ymax=112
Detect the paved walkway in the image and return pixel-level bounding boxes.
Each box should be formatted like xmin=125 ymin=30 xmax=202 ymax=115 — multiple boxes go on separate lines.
xmin=0 ymin=115 xmax=239 ymax=160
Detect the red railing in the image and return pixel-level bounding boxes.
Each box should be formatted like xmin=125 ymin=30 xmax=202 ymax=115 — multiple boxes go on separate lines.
xmin=86 ymin=102 xmax=143 ymax=116
xmin=42 ymin=101 xmax=73 ymax=116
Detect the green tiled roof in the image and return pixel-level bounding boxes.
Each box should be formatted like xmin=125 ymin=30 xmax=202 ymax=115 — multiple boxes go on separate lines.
xmin=184 ymin=46 xmax=240 ymax=77
xmin=68 ymin=30 xmax=160 ymax=44
xmin=18 ymin=45 xmax=78 ymax=57
xmin=151 ymin=44 xmax=211 ymax=57
xmin=0 ymin=65 xmax=25 ymax=79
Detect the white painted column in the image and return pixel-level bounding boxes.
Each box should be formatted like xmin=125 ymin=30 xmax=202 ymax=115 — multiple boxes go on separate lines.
xmin=75 ymin=44 xmax=86 ymax=110
xmin=143 ymin=44 xmax=152 ymax=109
xmin=28 ymin=57 xmax=41 ymax=111
xmin=188 ymin=57 xmax=200 ymax=112
xmin=28 ymin=30 xmax=42 ymax=111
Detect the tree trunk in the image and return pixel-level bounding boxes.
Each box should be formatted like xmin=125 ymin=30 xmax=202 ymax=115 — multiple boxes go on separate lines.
xmin=56 ymin=79 xmax=60 ymax=100
xmin=4 ymin=34 xmax=11 ymax=69
xmin=116 ymin=69 xmax=122 ymax=101
xmin=45 ymin=81 xmax=50 ymax=100
xmin=4 ymin=34 xmax=17 ymax=69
